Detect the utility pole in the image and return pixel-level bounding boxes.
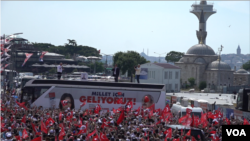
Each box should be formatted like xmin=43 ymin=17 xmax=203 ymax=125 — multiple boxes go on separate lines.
xmin=154 ymin=52 xmax=166 ymax=63
xmin=217 ymin=45 xmax=223 ymax=92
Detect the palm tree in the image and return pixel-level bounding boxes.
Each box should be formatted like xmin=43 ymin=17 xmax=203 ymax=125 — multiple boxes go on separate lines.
xmin=67 ymin=39 xmax=77 ymax=46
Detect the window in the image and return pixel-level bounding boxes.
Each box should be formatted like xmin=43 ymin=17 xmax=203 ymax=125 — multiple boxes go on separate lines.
xmin=153 ymin=71 xmax=155 ymax=79
xmin=175 ymin=72 xmax=178 ymax=79
xmin=169 ymin=84 xmax=172 ymax=90
xmin=169 ymin=72 xmax=172 ymax=79
xmin=175 ymin=84 xmax=178 ymax=90
xmin=149 ymin=71 xmax=151 ymax=78
xmin=164 ymin=72 xmax=168 ymax=79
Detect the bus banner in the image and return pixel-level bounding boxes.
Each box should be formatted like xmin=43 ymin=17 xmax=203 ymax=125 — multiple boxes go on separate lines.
xmin=33 ymin=87 xmax=165 ymax=110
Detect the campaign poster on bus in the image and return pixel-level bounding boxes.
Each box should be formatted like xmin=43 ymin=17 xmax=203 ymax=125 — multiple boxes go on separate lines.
xmin=139 ymin=68 xmax=148 ymax=79
xmin=33 ymin=87 xmax=165 ymax=110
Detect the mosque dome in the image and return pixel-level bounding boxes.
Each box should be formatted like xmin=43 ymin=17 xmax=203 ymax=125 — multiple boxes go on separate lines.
xmin=235 ymin=69 xmax=249 ymax=74
xmin=186 ymin=44 xmax=216 ymax=56
xmin=207 ymin=60 xmax=231 ymax=71
xmin=194 ymin=57 xmax=206 ymax=64
xmin=179 ymin=58 xmax=185 ymax=62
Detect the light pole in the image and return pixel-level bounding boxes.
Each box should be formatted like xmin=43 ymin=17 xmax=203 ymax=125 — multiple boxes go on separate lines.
xmin=154 ymin=52 xmax=166 ymax=63
xmin=217 ymin=45 xmax=223 ymax=92
xmin=9 ymin=33 xmax=23 ymax=90
xmin=101 ymin=53 xmax=113 ymax=75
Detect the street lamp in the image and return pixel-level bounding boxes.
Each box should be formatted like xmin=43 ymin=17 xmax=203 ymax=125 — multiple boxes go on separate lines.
xmin=154 ymin=52 xmax=166 ymax=63
xmin=101 ymin=53 xmax=113 ymax=75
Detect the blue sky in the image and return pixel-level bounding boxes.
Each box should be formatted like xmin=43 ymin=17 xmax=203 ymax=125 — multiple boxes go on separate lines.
xmin=1 ymin=1 xmax=249 ymax=56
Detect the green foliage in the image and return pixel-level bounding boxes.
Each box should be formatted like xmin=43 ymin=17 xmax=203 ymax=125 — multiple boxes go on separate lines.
xmin=243 ymin=60 xmax=250 ymax=70
xmin=32 ymin=40 xmax=101 ymax=59
xmin=199 ymin=81 xmax=207 ymax=90
xmin=48 ymin=68 xmax=56 ymax=74
xmin=87 ymin=62 xmax=105 ymax=73
xmin=188 ymin=77 xmax=195 ymax=87
xmin=165 ymin=51 xmax=184 ymax=62
xmin=72 ymin=69 xmax=78 ymax=72
xmin=113 ymin=51 xmax=147 ymax=77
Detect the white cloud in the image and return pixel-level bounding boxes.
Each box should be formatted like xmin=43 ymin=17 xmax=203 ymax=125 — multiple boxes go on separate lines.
xmin=216 ymin=1 xmax=249 ymax=15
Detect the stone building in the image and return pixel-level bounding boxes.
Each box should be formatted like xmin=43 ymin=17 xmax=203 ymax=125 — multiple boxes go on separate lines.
xmin=233 ymin=69 xmax=250 ymax=86
xmin=175 ymin=0 xmax=234 ymax=89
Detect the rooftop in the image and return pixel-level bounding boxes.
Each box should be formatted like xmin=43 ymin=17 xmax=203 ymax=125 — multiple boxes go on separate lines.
xmin=167 ymin=92 xmax=236 ymax=106
xmin=154 ymin=63 xmax=181 ymax=69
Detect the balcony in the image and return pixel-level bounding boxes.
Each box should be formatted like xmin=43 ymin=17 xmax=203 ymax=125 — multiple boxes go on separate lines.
xmin=191 ymin=2 xmax=214 ymax=6
xmin=190 ymin=8 xmax=217 ymax=13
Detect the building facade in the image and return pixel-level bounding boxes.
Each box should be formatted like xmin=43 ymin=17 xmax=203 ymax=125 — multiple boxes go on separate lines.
xmin=140 ymin=63 xmax=181 ymax=92
xmin=233 ymin=69 xmax=250 ymax=86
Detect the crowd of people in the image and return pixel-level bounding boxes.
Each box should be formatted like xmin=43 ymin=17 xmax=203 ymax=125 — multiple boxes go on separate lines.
xmin=1 ymin=92 xmax=250 ymax=141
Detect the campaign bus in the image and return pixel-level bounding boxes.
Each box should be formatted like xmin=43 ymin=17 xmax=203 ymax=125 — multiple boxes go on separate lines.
xmin=20 ymin=80 xmax=166 ymax=111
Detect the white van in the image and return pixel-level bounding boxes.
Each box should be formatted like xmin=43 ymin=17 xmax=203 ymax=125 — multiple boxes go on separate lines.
xmin=171 ymin=104 xmax=203 ymax=117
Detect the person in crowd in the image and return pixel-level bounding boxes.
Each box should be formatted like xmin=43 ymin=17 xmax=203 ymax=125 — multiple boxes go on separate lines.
xmin=112 ymin=64 xmax=120 ymax=82
xmin=1 ymin=90 xmax=249 ymax=141
xmin=57 ymin=62 xmax=63 ymax=80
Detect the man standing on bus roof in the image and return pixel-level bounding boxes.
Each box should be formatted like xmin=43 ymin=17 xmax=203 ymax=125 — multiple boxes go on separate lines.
xmin=135 ymin=64 xmax=141 ymax=84
xmin=112 ymin=64 xmax=120 ymax=82
xmin=57 ymin=62 xmax=63 ymax=80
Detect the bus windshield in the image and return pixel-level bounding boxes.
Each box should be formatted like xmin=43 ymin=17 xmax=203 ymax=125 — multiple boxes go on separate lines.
xmin=21 ymin=79 xmax=33 ymax=88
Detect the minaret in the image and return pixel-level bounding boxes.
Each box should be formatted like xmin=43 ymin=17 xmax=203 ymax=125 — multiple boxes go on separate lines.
xmin=196 ymin=10 xmax=207 ymax=44
xmin=237 ymin=45 xmax=241 ymax=55
xmin=190 ymin=0 xmax=216 ymax=44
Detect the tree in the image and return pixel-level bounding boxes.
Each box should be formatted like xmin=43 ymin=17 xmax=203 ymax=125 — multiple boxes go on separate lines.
xmin=199 ymin=81 xmax=207 ymax=90
xmin=67 ymin=39 xmax=77 ymax=46
xmin=243 ymin=60 xmax=250 ymax=70
xmin=87 ymin=62 xmax=104 ymax=73
xmin=48 ymin=68 xmax=56 ymax=74
xmin=113 ymin=51 xmax=147 ymax=81
xmin=72 ymin=69 xmax=78 ymax=72
xmin=188 ymin=77 xmax=195 ymax=87
xmin=165 ymin=51 xmax=184 ymax=63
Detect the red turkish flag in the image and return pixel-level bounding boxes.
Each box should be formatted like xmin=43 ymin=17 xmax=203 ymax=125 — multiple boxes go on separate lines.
xmin=59 ymin=124 xmax=66 ymax=140
xmin=31 ymin=123 xmax=40 ymax=135
xmin=45 ymin=117 xmax=55 ymax=126
xmin=21 ymin=115 xmax=26 ymax=123
xmin=41 ymin=121 xmax=48 ymax=134
xmin=39 ymin=51 xmax=48 ymax=61
xmin=147 ymin=103 xmax=155 ymax=112
xmin=186 ymin=108 xmax=192 ymax=115
xmin=172 ymin=138 xmax=180 ymax=141
xmin=149 ymin=110 xmax=154 ymax=119
xmin=243 ymin=118 xmax=250 ymax=125
xmin=223 ymin=118 xmax=231 ymax=125
xmin=22 ymin=53 xmax=33 ymax=67
xmin=16 ymin=101 xmax=28 ymax=110
xmin=92 ymin=134 xmax=99 ymax=141
xmin=155 ymin=108 xmax=161 ymax=115
xmin=100 ymin=132 xmax=109 ymax=141
xmin=59 ymin=112 xmax=63 ymax=121
xmin=125 ymin=101 xmax=133 ymax=112
xmin=22 ymin=129 xmax=29 ymax=139
xmin=207 ymin=112 xmax=213 ymax=119
xmin=32 ymin=136 xmax=41 ymax=141
xmin=116 ymin=110 xmax=125 ymax=125
xmin=163 ymin=104 xmax=171 ymax=113
xmin=186 ymin=129 xmax=191 ymax=136
xmin=94 ymin=104 xmax=101 ymax=114
xmin=179 ymin=115 xmax=192 ymax=127
xmin=15 ymin=136 xmax=21 ymax=141
xmin=134 ymin=106 xmax=140 ymax=116
xmin=86 ymin=129 xmax=97 ymax=140
xmin=164 ymin=128 xmax=172 ymax=138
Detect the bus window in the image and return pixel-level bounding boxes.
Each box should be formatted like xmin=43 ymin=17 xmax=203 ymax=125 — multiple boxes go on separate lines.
xmin=237 ymin=92 xmax=243 ymax=110
xmin=33 ymin=87 xmax=50 ymax=102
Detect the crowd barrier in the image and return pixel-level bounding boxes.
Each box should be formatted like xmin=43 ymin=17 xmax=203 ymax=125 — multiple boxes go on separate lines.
xmin=166 ymin=95 xmax=250 ymax=120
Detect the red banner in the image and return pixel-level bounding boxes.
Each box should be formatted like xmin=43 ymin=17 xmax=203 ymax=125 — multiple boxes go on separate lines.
xmin=22 ymin=53 xmax=33 ymax=67
xmin=39 ymin=51 xmax=48 ymax=61
xmin=79 ymin=96 xmax=136 ymax=105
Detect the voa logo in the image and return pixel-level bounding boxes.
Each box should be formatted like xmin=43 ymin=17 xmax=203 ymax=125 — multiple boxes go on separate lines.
xmin=226 ymin=129 xmax=246 ymax=136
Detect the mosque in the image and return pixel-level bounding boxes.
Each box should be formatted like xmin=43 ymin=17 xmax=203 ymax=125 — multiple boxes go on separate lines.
xmin=175 ymin=0 xmax=234 ymax=89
